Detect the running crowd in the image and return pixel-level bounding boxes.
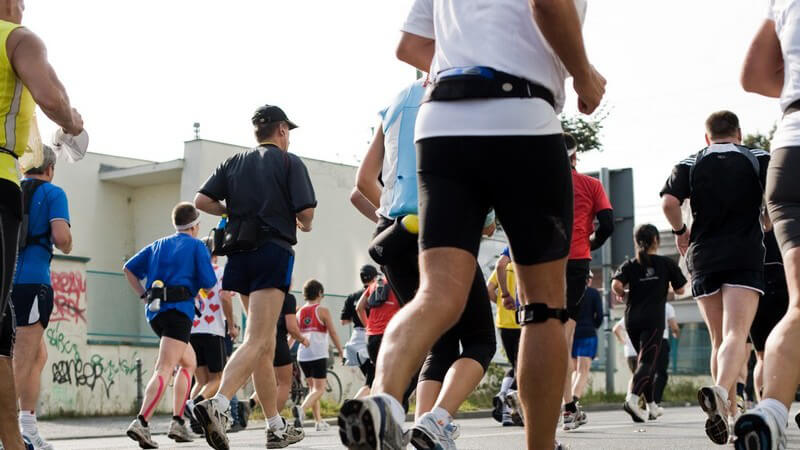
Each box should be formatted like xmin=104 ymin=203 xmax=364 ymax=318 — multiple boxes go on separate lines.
xmin=1 ymin=1 xmax=800 ymax=450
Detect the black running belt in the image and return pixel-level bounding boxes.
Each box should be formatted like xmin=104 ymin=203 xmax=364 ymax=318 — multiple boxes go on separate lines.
xmin=424 ymin=66 xmax=556 ymax=109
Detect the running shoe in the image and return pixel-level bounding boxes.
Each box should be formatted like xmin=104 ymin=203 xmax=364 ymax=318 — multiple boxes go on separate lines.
xmin=648 ymin=404 xmax=663 ymax=421
xmin=737 ymin=395 xmax=747 ymax=415
xmin=167 ymin=418 xmax=193 ymax=443
xmin=267 ymin=418 xmax=305 ymax=449
xmin=623 ymin=398 xmax=648 ymax=423
xmin=504 ymin=390 xmax=525 ymax=426
xmin=21 ymin=429 xmax=53 ymax=450
xmin=338 ymin=397 xmax=405 ymax=450
xmin=409 ymin=412 xmax=456 ymax=450
xmin=184 ymin=403 xmax=203 ymax=435
xmin=316 ymin=421 xmax=331 ymax=432
xmin=126 ymin=418 xmax=159 ymax=449
xmin=555 ymin=442 xmax=570 ymax=450
xmin=734 ymin=406 xmax=787 ymax=450
xmin=492 ymin=393 xmax=505 ymax=423
xmin=238 ymin=400 xmax=251 ymax=429
xmin=562 ymin=410 xmax=577 ymax=431
xmin=698 ymin=386 xmax=730 ymax=445
xmin=575 ymin=407 xmax=588 ymax=427
xmin=502 ymin=410 xmax=514 ymax=427
xmin=795 ymin=410 xmax=800 ymax=430
xmin=193 ymin=398 xmax=231 ymax=450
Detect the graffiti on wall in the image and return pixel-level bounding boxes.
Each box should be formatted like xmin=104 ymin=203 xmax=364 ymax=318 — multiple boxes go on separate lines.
xmin=50 ymin=270 xmax=87 ymax=324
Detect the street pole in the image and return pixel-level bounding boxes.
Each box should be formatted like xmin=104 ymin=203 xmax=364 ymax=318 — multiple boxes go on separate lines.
xmin=600 ymin=167 xmax=616 ymax=394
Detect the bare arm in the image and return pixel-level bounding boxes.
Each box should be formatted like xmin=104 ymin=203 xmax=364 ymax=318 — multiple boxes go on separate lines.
xmin=612 ymin=320 xmax=626 ymax=345
xmin=8 ymin=29 xmax=82 ymax=134
xmin=741 ymin=19 xmax=784 ymax=98
xmin=356 ymin=124 xmax=385 ymax=211
xmin=487 ymin=280 xmax=498 ymax=303
xmin=50 ymin=219 xmax=72 ymax=254
xmin=220 ymin=290 xmax=238 ymax=339
xmin=296 ymin=207 xmax=314 ymax=232
xmin=611 ymin=279 xmax=626 ymax=302
xmin=662 ymin=193 xmax=689 ymax=256
xmin=396 ymin=32 xmax=435 ymax=73
xmin=285 ymin=313 xmax=307 ymax=346
xmin=123 ymin=268 xmax=146 ymax=299
xmin=319 ymin=307 xmax=344 ymax=361
xmin=356 ymin=291 xmax=369 ymax=330
xmin=668 ymin=317 xmax=681 ymax=339
xmin=350 ymin=188 xmax=378 ymax=224
xmin=496 ymin=255 xmax=513 ymax=300
xmin=531 ymin=0 xmax=605 ymax=114
xmin=194 ymin=193 xmax=227 ymax=216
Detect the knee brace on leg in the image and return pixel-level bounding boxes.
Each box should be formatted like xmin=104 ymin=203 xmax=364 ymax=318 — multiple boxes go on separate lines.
xmin=517 ymin=303 xmax=568 ymax=325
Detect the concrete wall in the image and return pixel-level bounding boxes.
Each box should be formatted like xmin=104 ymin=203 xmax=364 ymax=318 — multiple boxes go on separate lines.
xmin=130 ymin=183 xmax=181 ymax=252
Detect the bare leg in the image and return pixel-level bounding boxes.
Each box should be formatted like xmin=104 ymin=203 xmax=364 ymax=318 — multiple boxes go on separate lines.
xmin=139 ymin=336 xmax=189 ymax=421
xmin=251 ymin=340 xmax=278 ymax=418
xmin=697 ymin=293 xmax=724 ymax=381
xmin=515 ymin=257 xmax=568 ymax=450
xmin=354 ymin=385 xmax=370 ymax=399
xmin=717 ymin=286 xmax=759 ymax=415
xmin=301 ymin=378 xmax=327 ymax=421
xmin=275 ymin=364 xmax=293 ymax=413
xmin=12 ymin=324 xmax=45 ymax=412
xmin=433 ymin=358 xmax=484 ymax=416
xmin=414 ymin=380 xmax=442 ymax=420
xmin=192 ymin=366 xmax=210 ymax=399
xmin=572 ymin=356 xmax=593 ymax=398
xmin=172 ymin=345 xmax=196 ymax=416
xmin=754 ymin=351 xmax=764 ymax=402
xmin=0 ymin=357 xmax=25 ymax=450
xmin=198 ymin=373 xmax=222 ymax=400
xmin=562 ymin=320 xmax=576 ymax=405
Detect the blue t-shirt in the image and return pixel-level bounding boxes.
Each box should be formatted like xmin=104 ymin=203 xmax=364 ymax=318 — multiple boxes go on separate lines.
xmin=124 ymin=233 xmax=217 ymax=322
xmin=14 ymin=180 xmax=70 ymax=286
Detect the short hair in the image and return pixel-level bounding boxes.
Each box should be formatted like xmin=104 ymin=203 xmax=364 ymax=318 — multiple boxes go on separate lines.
xmin=172 ymin=201 xmax=199 ymax=228
xmin=24 ymin=145 xmax=56 ymax=175
xmin=705 ymin=111 xmax=740 ymax=140
xmin=255 ymin=121 xmax=285 ymax=142
xmin=303 ymin=279 xmax=324 ymax=300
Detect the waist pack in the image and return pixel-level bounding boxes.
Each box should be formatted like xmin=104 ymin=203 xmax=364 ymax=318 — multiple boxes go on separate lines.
xmin=212 ymin=216 xmax=268 ymax=256
xmin=147 ymin=285 xmax=192 ymax=304
xmin=424 ymin=66 xmax=555 ymax=108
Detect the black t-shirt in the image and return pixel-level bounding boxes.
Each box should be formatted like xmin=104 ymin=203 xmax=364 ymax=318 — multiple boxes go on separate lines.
xmin=613 ymin=254 xmax=687 ymax=329
xmin=276 ymin=293 xmax=297 ymax=337
xmin=341 ymin=288 xmax=365 ymax=329
xmin=660 ymin=143 xmax=769 ymax=275
xmin=198 ymin=144 xmax=317 ymax=246
xmin=574 ymin=286 xmax=604 ymax=339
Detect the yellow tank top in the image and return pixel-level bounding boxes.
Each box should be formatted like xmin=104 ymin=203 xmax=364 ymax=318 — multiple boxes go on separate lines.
xmin=0 ymin=20 xmax=34 ymax=186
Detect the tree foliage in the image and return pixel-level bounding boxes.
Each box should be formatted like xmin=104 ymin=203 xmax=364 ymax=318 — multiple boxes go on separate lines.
xmin=743 ymin=124 xmax=776 ymax=151
xmin=560 ymin=105 xmax=610 ymax=154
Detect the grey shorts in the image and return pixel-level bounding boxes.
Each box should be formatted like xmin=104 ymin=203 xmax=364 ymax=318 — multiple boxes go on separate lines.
xmin=767 ymin=146 xmax=800 ymax=253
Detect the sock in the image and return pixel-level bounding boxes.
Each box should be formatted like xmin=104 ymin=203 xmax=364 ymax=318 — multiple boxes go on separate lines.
xmin=138 ymin=415 xmax=149 ymax=428
xmin=212 ymin=393 xmax=230 ymax=412
xmin=249 ymin=398 xmax=257 ymax=409
xmin=626 ymin=393 xmax=638 ymax=405
xmin=19 ymin=411 xmax=37 ymax=434
xmin=193 ymin=394 xmax=205 ymax=405
xmin=500 ymin=377 xmax=514 ymax=396
xmin=737 ymin=383 xmax=745 ymax=398
xmin=647 ymin=402 xmax=658 ymax=412
xmin=173 ymin=415 xmax=185 ymax=425
xmin=268 ymin=414 xmax=285 ymax=432
xmin=376 ymin=393 xmax=405 ymax=425
xmin=760 ymin=398 xmax=789 ymax=428
xmin=431 ymin=406 xmax=452 ymax=424
xmin=565 ymin=401 xmax=577 ymax=413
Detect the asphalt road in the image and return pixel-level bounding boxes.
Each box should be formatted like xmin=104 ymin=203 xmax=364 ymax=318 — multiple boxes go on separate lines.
xmin=48 ymin=406 xmax=800 ymax=449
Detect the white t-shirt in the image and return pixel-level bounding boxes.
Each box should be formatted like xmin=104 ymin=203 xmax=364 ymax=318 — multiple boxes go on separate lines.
xmin=617 ymin=318 xmax=638 ymax=358
xmin=769 ymin=0 xmax=800 ymax=148
xmin=402 ymin=0 xmax=587 ymax=140
xmin=192 ymin=264 xmax=227 ymax=337
xmin=663 ymin=303 xmax=676 ymax=340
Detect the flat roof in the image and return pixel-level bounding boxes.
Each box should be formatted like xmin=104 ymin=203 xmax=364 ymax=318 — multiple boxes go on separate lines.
xmin=99 ymin=159 xmax=184 ymax=187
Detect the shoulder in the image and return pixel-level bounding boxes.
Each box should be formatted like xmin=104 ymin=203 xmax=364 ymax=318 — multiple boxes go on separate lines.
xmin=678 ymin=149 xmax=704 ymax=167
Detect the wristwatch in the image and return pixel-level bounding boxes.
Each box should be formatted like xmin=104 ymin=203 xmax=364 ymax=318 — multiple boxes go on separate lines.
xmin=672 ymin=224 xmax=687 ymax=236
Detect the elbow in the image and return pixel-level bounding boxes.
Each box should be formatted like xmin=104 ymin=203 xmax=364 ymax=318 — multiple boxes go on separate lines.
xmin=531 ymin=0 xmax=559 ymax=14
xmin=193 ymin=193 xmax=210 ymax=213
xmin=661 ymin=194 xmax=680 ymax=214
xmin=350 ymin=187 xmax=362 ymax=208
xmin=395 ymin=39 xmax=413 ymax=65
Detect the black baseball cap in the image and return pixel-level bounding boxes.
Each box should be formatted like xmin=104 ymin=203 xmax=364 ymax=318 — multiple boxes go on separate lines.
xmin=359 ymin=264 xmax=378 ymax=283
xmin=252 ymin=105 xmax=298 ymax=129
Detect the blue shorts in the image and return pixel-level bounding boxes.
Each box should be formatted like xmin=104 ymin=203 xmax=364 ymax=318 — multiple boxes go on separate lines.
xmin=572 ymin=336 xmax=598 ymax=359
xmin=222 ymin=241 xmax=294 ymax=296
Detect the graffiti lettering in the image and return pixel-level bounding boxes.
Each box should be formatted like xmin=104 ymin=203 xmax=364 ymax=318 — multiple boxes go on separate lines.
xmin=52 ymin=357 xmax=113 ymax=399
xmin=46 ymin=323 xmax=79 ymax=358
xmin=50 ymin=271 xmax=87 ymax=324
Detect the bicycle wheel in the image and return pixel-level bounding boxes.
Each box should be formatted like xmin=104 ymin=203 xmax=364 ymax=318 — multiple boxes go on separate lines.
xmin=323 ymin=369 xmax=343 ymax=406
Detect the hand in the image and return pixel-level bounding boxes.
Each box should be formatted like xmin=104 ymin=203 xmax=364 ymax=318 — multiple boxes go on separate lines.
xmin=301 ymin=337 xmax=310 ymax=347
xmin=229 ymin=324 xmax=240 ymax=340
xmin=613 ymin=292 xmax=626 ymax=304
xmin=296 ymin=218 xmax=311 ymax=232
xmin=675 ymin=226 xmax=690 ymax=256
xmin=63 ymin=108 xmax=84 ymax=136
xmin=502 ymin=294 xmax=515 ymax=310
xmin=573 ymin=65 xmax=606 ymax=115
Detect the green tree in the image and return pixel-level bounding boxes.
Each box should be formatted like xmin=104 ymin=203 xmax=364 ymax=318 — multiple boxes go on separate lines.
xmin=560 ymin=105 xmax=610 ymax=154
xmin=743 ymin=124 xmax=776 ymax=151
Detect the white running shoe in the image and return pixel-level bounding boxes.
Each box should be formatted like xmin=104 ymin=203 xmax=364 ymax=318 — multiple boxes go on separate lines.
xmin=338 ymin=397 xmax=405 ymax=450
xmin=315 ymin=421 xmax=330 ymax=432
xmin=167 ymin=418 xmax=193 ymax=443
xmin=623 ymin=397 xmax=648 ymax=423
xmin=698 ymin=386 xmax=730 ymax=445
xmin=194 ymin=398 xmax=231 ymax=450
xmin=504 ymin=390 xmax=525 ymax=425
xmin=125 ymin=418 xmax=158 ymax=449
xmin=734 ymin=406 xmax=787 ymax=450
xmin=21 ymin=430 xmax=54 ymax=450
xmin=409 ymin=412 xmax=456 ymax=450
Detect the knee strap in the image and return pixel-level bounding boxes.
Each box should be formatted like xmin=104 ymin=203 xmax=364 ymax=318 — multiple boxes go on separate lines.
xmin=517 ymin=303 xmax=569 ymax=326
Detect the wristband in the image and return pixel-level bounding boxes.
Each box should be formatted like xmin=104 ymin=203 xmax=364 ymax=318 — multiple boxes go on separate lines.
xmin=671 ymin=224 xmax=687 ymax=236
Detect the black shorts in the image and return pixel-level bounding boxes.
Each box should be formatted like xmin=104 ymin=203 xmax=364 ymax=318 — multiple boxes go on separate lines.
xmin=0 ymin=301 xmax=15 ymax=357
xmin=274 ymin=332 xmax=292 ymax=367
xmin=223 ymin=241 xmax=294 ymax=296
xmin=190 ymin=333 xmax=227 ymax=373
xmin=750 ymin=265 xmax=789 ymax=352
xmin=11 ymin=284 xmax=54 ymax=328
xmin=499 ymin=327 xmax=521 ymax=369
xmin=566 ymin=259 xmax=590 ymax=321
xmin=692 ymin=270 xmax=764 ymax=298
xmin=417 ymin=135 xmax=572 ymax=266
xmin=299 ymin=358 xmax=327 ymax=379
xmin=150 ymin=309 xmax=193 ymax=343
xmin=766 ymin=146 xmax=800 ymax=253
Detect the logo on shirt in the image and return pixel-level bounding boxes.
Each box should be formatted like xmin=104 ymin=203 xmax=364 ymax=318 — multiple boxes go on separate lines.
xmin=303 ymin=316 xmax=312 ymax=326
xmin=646 ymin=267 xmax=655 ymax=278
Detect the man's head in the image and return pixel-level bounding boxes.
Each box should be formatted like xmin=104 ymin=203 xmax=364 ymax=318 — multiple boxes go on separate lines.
xmin=0 ymin=0 xmax=24 ymax=24
xmin=303 ymin=279 xmax=324 ymax=301
xmin=359 ymin=264 xmax=378 ymax=286
xmin=24 ymin=145 xmax=56 ymax=181
xmin=252 ymin=105 xmax=298 ymax=151
xmin=564 ymin=133 xmax=578 ymax=168
xmin=173 ymin=201 xmax=201 ymax=237
xmin=704 ymin=110 xmax=742 ymax=145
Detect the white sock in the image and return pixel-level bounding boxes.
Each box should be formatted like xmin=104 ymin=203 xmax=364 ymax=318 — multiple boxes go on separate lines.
xmin=626 ymin=393 xmax=638 ymax=405
xmin=19 ymin=411 xmax=37 ymax=434
xmin=647 ymin=402 xmax=658 ymax=412
xmin=212 ymin=393 xmax=230 ymax=412
xmin=500 ymin=377 xmax=514 ymax=396
xmin=376 ymin=393 xmax=405 ymax=425
xmin=431 ymin=406 xmax=451 ymax=424
xmin=268 ymin=414 xmax=285 ymax=431
xmin=760 ymin=398 xmax=789 ymax=427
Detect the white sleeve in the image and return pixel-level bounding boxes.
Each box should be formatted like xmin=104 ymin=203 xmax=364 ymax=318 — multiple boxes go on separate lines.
xmin=401 ymin=0 xmax=435 ymax=39
xmin=665 ymin=303 xmax=676 ymax=320
xmin=767 ymin=0 xmax=775 ymax=21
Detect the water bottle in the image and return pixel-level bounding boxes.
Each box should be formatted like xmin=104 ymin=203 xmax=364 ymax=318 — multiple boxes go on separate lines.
xmin=148 ymin=280 xmax=164 ymax=312
xmin=218 ymin=214 xmax=228 ymax=230
xmin=400 ymin=214 xmax=419 ymax=234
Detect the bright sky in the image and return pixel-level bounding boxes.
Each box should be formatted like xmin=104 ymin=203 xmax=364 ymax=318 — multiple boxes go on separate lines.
xmin=27 ymin=1 xmax=778 ymax=228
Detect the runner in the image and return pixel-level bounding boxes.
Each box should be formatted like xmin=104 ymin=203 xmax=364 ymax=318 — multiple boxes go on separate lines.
xmin=612 ymin=224 xmax=687 ymax=424
xmin=345 ymin=77 xmax=497 ymax=450
xmin=184 ymin=239 xmax=237 ymax=435
xmin=612 ymin=316 xmax=641 ymax=421
xmin=0 ymin=4 xmax=84 ymax=449
xmin=122 ymin=202 xmax=217 ymax=448
xmin=661 ymin=111 xmax=769 ymax=444
xmin=566 ymin=273 xmax=603 ymax=430
xmin=341 ymin=265 xmax=378 ymax=399
xmin=653 ymin=302 xmax=681 ymax=416
xmin=734 ymin=4 xmax=800 ymax=446
xmin=562 ymin=133 xmax=614 ymax=424
xmin=10 ymin=146 xmax=70 ymax=450
xmin=274 ymin=287 xmax=307 ymax=415
xmin=339 ymin=1 xmax=605 ymax=449
xmin=193 ymin=104 xmax=315 ymax=450
xmin=293 ymin=279 xmax=344 ymax=432
xmin=487 ymin=249 xmax=522 ymax=427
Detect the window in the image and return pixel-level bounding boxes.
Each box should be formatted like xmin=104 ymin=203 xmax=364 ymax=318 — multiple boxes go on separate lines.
xmin=86 ymin=270 xmax=158 ymax=346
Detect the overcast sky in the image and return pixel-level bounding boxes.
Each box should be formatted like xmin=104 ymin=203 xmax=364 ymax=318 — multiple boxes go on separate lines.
xmin=27 ymin=1 xmax=777 ymax=227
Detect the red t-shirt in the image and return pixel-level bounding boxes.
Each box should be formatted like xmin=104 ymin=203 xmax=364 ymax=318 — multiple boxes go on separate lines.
xmin=569 ymin=169 xmax=612 ymax=260
xmin=364 ymin=281 xmax=401 ymax=336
